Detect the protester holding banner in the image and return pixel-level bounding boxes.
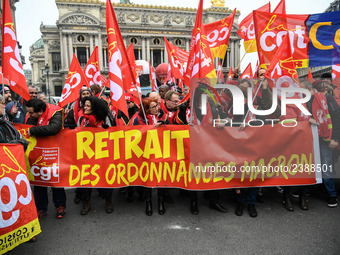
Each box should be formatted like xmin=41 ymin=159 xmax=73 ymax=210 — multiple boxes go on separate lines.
xmin=307 ymin=80 xmax=340 ymax=207
xmin=76 ymin=96 xmax=114 ymax=214
xmin=5 ymin=85 xmax=38 ymax=124
xmin=25 ymin=98 xmax=67 ymax=219
xmin=132 ymin=98 xmax=169 ymax=216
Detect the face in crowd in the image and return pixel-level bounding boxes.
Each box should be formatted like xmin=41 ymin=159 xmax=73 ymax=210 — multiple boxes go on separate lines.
xmin=28 ymin=86 xmax=38 ymax=99
xmin=0 ymin=100 xmax=5 ymax=116
xmin=38 ymin=93 xmax=46 ymax=103
xmin=165 ymin=93 xmax=180 ymax=111
xmin=148 ymin=100 xmax=160 ymax=116
xmin=257 ymin=68 xmax=266 ymax=81
xmin=158 ymin=85 xmax=169 ymax=99
xmin=83 ymin=100 xmax=93 ymax=115
xmin=26 ymin=107 xmax=43 ymax=119
xmin=81 ymin=90 xmax=91 ymax=99
xmin=2 ymin=87 xmax=12 ymax=104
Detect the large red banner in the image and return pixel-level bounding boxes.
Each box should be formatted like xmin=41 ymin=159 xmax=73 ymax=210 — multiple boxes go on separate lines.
xmin=15 ymin=123 xmax=317 ymax=190
xmin=0 ymin=144 xmax=41 ymax=254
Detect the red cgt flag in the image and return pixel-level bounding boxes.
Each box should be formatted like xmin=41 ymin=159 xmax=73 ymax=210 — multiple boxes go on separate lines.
xmin=264 ymin=35 xmax=302 ymax=101
xmin=227 ymin=67 xmax=233 ymax=81
xmin=164 ymin=37 xmax=189 ymax=81
xmin=308 ymin=69 xmax=314 ymax=83
xmin=58 ymin=54 xmax=88 ymax=108
xmin=84 ymin=46 xmax=102 ymax=87
xmin=203 ymin=9 xmax=236 ymax=60
xmin=236 ymin=2 xmax=270 ymax=54
xmin=1 ymin=0 xmax=30 ymax=100
xmin=332 ymin=64 xmax=340 ymax=87
xmin=239 ymin=63 xmax=253 ymax=80
xmin=183 ymin=0 xmax=216 ymax=86
xmin=216 ymin=59 xmax=225 ymax=83
xmin=149 ymin=61 xmax=158 ymax=91
xmin=126 ymin=43 xmax=141 ymax=104
xmin=106 ymin=0 xmax=136 ymax=117
xmin=272 ymin=0 xmax=286 ymax=14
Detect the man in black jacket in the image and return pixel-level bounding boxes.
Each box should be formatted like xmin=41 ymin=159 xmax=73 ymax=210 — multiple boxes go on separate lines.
xmin=25 ymin=98 xmax=67 ymax=219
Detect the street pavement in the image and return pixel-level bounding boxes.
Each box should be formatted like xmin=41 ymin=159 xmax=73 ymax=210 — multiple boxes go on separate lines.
xmin=9 ymin=180 xmax=340 ymax=255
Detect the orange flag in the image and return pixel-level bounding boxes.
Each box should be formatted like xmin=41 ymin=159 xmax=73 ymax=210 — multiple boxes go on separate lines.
xmin=236 ymin=2 xmax=270 ymax=54
xmin=239 ymin=63 xmax=253 ymax=80
xmin=84 ymin=46 xmax=102 ymax=87
xmin=308 ymin=69 xmax=314 ymax=83
xmin=184 ymin=0 xmax=216 ymax=86
xmin=203 ymin=9 xmax=236 ymax=59
xmin=1 ymin=0 xmax=30 ymax=100
xmin=106 ymin=0 xmax=135 ymax=117
xmin=58 ymin=54 xmax=89 ymax=108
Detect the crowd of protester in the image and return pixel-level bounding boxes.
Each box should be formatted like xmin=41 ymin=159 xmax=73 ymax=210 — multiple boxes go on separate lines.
xmin=0 ymin=70 xmax=339 ymax=234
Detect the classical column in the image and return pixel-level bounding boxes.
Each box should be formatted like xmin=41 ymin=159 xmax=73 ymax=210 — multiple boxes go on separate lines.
xmin=96 ymin=33 xmax=103 ymax=70
xmin=103 ymin=48 xmax=107 ymax=68
xmin=151 ymin=48 xmax=154 ymax=66
xmin=90 ymin=34 xmax=94 ymax=53
xmin=86 ymin=46 xmax=89 ymax=60
xmin=146 ymin=38 xmax=150 ymax=62
xmin=161 ymin=49 xmax=164 ymax=63
xmin=43 ymin=39 xmax=49 ymax=65
xmin=60 ymin=32 xmax=65 ymax=69
xmin=235 ymin=40 xmax=240 ymax=67
xmin=74 ymin=46 xmax=78 ymax=57
xmin=63 ymin=34 xmax=69 ymax=68
xmin=142 ymin=38 xmax=146 ymax=60
xmin=138 ymin=49 xmax=141 ymax=60
xmin=230 ymin=40 xmax=235 ymax=68
xmin=68 ymin=34 xmax=73 ymax=64
xmin=186 ymin=38 xmax=190 ymax=52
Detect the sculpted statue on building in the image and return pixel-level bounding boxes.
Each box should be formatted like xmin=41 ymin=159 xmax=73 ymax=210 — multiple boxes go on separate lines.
xmin=120 ymin=0 xmax=132 ymax=4
xmin=211 ymin=0 xmax=225 ymax=7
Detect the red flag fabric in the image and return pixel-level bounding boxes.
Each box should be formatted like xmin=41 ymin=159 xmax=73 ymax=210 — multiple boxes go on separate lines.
xmin=183 ymin=0 xmax=216 ymax=86
xmin=126 ymin=43 xmax=141 ymax=104
xmin=164 ymin=37 xmax=189 ymax=81
xmin=308 ymin=69 xmax=314 ymax=83
xmin=253 ymin=11 xmax=310 ymax=69
xmin=58 ymin=54 xmax=88 ymax=108
xmin=239 ymin=63 xmax=253 ymax=80
xmin=100 ymin=74 xmax=109 ymax=88
xmin=1 ymin=0 xmax=30 ymax=100
xmin=237 ymin=2 xmax=270 ymax=54
xmin=216 ymin=59 xmax=225 ymax=83
xmin=227 ymin=67 xmax=233 ymax=81
xmin=84 ymin=46 xmax=102 ymax=87
xmin=264 ymin=35 xmax=302 ymax=100
xmin=332 ymin=64 xmax=340 ymax=87
xmin=203 ymin=9 xmax=236 ymax=59
xmin=106 ymin=0 xmax=135 ymax=117
xmin=149 ymin=61 xmax=158 ymax=91
xmin=272 ymin=0 xmax=286 ymax=14
xmin=253 ymin=60 xmax=260 ymax=79
xmin=166 ymin=62 xmax=176 ymax=84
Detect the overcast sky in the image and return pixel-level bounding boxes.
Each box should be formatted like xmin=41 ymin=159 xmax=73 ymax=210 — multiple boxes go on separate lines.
xmin=15 ymin=0 xmax=332 ymax=72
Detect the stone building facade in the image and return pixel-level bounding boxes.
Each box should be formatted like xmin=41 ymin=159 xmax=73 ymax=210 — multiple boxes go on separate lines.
xmin=29 ymin=0 xmax=240 ymax=96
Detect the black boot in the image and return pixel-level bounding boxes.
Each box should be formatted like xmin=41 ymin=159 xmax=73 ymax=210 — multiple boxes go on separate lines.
xmin=299 ymin=192 xmax=309 ymax=210
xmin=105 ymin=194 xmax=114 ymax=213
xmin=81 ymin=195 xmax=91 ymax=215
xmin=146 ymin=199 xmax=153 ymax=216
xmin=158 ymin=196 xmax=165 ymax=215
xmin=74 ymin=190 xmax=82 ymax=204
xmin=283 ymin=192 xmax=294 ymax=211
xmin=190 ymin=199 xmax=199 ymax=215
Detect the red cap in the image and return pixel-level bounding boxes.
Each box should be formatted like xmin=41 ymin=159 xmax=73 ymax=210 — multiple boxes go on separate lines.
xmin=125 ymin=93 xmax=135 ymax=103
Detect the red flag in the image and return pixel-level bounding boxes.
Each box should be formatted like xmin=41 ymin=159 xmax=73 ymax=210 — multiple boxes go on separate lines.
xmin=178 ymin=79 xmax=184 ymax=91
xmin=216 ymin=59 xmax=225 ymax=83
xmin=203 ymin=9 xmax=236 ymax=59
xmin=1 ymin=0 xmax=30 ymax=100
xmin=58 ymin=54 xmax=88 ymax=108
xmin=184 ymin=0 xmax=216 ymax=86
xmin=253 ymin=11 xmax=310 ymax=69
xmin=264 ymin=35 xmax=302 ymax=100
xmin=237 ymin=2 xmax=270 ymax=54
xmin=164 ymin=37 xmax=189 ymax=81
xmin=332 ymin=64 xmax=340 ymax=87
xmin=106 ymin=0 xmax=135 ymax=117
xmin=149 ymin=61 xmax=158 ymax=91
xmin=166 ymin=62 xmax=176 ymax=84
xmin=272 ymin=0 xmax=286 ymax=14
xmin=253 ymin=60 xmax=260 ymax=79
xmin=227 ymin=67 xmax=233 ymax=81
xmin=84 ymin=46 xmax=102 ymax=87
xmin=308 ymin=69 xmax=314 ymax=83
xmin=126 ymin=43 xmax=141 ymax=104
xmin=100 ymin=74 xmax=109 ymax=88
xmin=239 ymin=63 xmax=253 ymax=80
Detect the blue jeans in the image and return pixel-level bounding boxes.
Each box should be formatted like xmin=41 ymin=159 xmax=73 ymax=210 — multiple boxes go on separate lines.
xmin=34 ymin=186 xmax=66 ymax=212
xmin=320 ymin=140 xmax=337 ymax=197
xmin=236 ymin=188 xmax=258 ymax=205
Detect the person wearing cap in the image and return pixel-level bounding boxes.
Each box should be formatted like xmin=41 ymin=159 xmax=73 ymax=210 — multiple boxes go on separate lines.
xmin=5 ymin=85 xmax=38 ymax=123
xmin=0 ymin=85 xmax=12 ymax=105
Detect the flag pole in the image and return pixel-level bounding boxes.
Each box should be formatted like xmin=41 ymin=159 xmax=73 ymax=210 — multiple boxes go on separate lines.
xmin=133 ymin=81 xmax=148 ymax=125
